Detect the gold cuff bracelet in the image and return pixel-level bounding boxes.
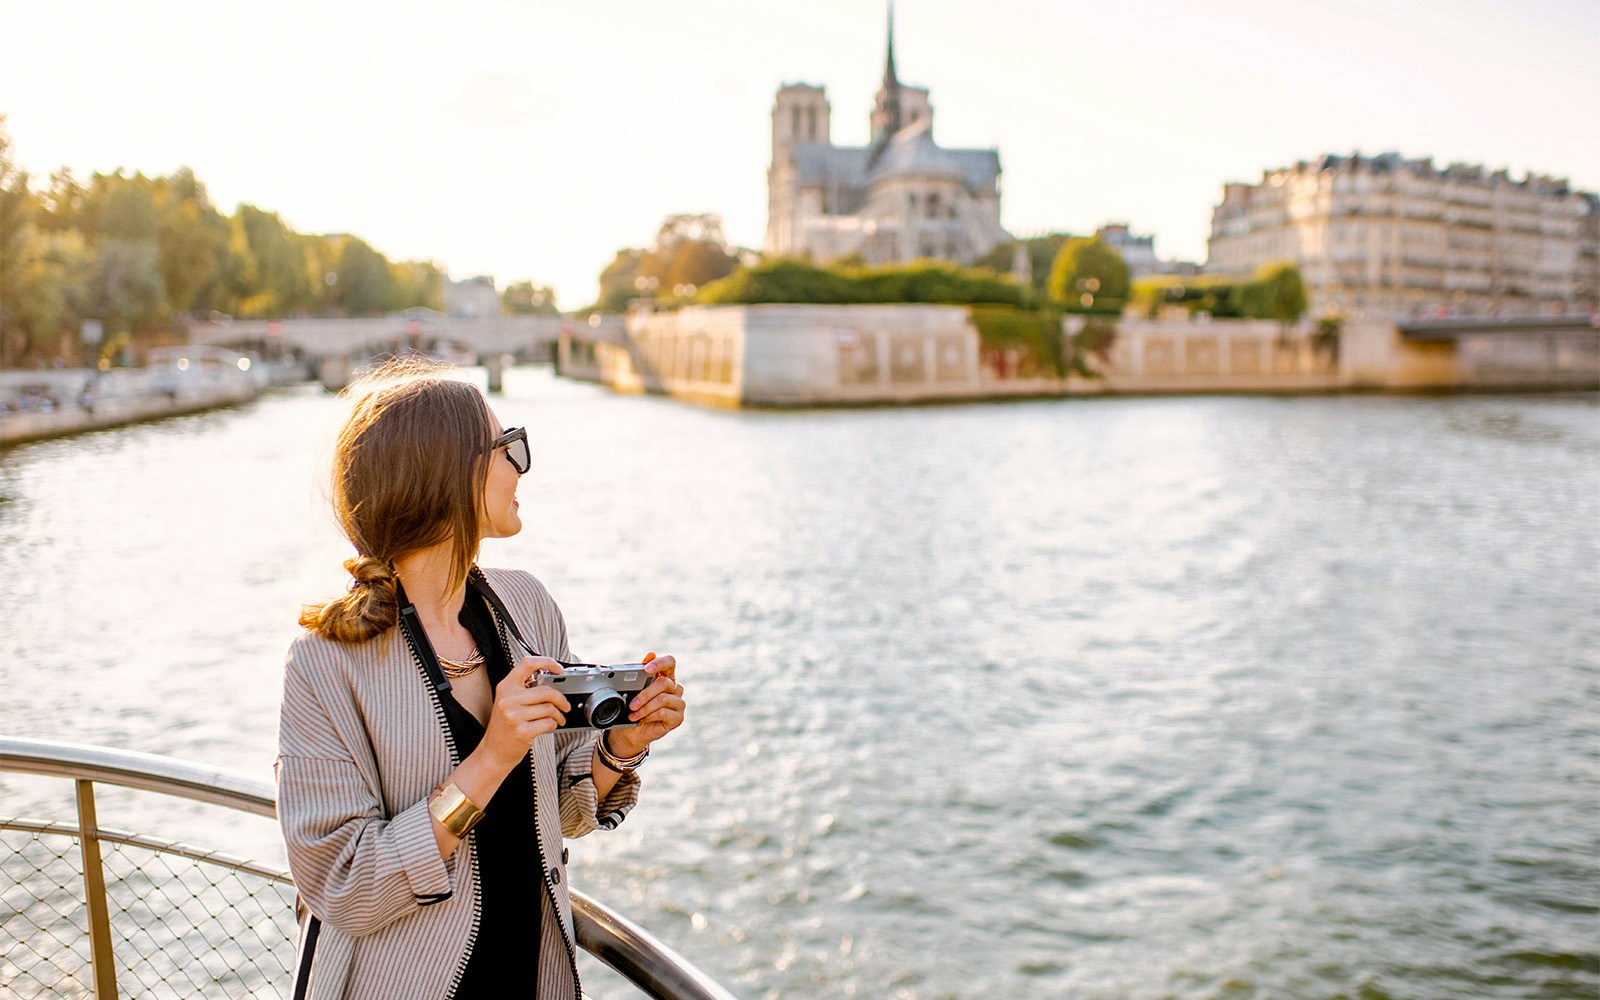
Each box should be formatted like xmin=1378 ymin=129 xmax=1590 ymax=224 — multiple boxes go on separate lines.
xmin=428 ymin=783 xmax=485 ymax=838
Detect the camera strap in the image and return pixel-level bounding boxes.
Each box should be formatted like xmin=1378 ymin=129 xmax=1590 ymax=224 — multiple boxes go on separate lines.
xmin=394 ymin=579 xmax=453 ymax=698
xmin=468 ymin=567 xmax=555 ymax=664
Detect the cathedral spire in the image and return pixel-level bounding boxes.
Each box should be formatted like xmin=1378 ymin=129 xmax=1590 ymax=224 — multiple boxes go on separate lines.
xmin=884 ymin=1 xmax=899 ymax=91
xmin=871 ymin=1 xmax=903 ymax=146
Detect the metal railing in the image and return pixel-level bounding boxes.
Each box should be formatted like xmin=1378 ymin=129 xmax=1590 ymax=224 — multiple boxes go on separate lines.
xmin=1 ymin=737 xmax=737 ymax=1000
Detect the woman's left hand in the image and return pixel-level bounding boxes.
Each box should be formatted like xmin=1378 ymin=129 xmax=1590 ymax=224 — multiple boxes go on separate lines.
xmin=607 ymin=651 xmax=685 ymax=757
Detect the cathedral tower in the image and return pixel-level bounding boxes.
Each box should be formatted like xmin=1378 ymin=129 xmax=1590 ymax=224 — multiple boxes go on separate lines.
xmin=767 ymin=84 xmax=832 ymax=254
xmin=772 ymin=84 xmax=831 ymax=163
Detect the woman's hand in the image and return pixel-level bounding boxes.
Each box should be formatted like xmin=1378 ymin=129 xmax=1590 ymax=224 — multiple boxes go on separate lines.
xmin=606 ymin=652 xmax=686 ymax=758
xmin=480 ymin=657 xmax=571 ymax=774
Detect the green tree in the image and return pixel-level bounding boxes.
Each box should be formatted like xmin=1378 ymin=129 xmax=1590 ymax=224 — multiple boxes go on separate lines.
xmin=85 ymin=239 xmax=164 ymax=342
xmin=230 ymin=205 xmax=312 ymax=317
xmin=390 ymin=260 xmax=445 ymax=312
xmin=595 ymin=248 xmax=645 ymax=312
xmin=155 ymin=168 xmax=230 ymax=315
xmin=302 ymin=234 xmax=346 ymax=314
xmin=501 ymin=280 xmax=558 ymax=315
xmin=1046 ymin=237 xmax=1129 ymax=312
xmin=0 ymin=117 xmax=38 ymax=366
xmin=37 ymin=168 xmax=85 ymax=234
xmin=1254 ymin=261 xmax=1308 ymax=327
xmin=696 ymin=257 xmax=1026 ymax=306
xmin=976 ymin=233 xmax=1072 ymax=299
xmin=332 ymin=237 xmax=396 ymax=315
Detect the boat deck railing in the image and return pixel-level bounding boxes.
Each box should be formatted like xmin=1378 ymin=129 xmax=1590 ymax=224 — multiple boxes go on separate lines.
xmin=0 ymin=736 xmax=737 ymax=999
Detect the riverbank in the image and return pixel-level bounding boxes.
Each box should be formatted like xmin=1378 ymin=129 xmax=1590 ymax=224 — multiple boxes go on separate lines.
xmin=558 ymin=305 xmax=1600 ymax=406
xmin=0 ymin=350 xmax=293 ymax=447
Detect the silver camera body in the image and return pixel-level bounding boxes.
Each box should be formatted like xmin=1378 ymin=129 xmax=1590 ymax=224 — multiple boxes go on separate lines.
xmin=541 ymin=663 xmax=648 ymax=731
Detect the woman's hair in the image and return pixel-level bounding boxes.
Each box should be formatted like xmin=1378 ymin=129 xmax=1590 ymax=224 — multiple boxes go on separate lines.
xmin=300 ymin=357 xmax=496 ymax=643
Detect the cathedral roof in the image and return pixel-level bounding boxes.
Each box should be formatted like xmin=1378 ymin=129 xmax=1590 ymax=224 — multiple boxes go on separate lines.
xmin=791 ymin=119 xmax=999 ymax=198
xmin=865 ymin=118 xmax=1000 ymax=191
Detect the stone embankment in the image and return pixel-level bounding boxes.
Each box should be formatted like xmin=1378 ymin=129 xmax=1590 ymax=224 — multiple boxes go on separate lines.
xmin=557 ymin=305 xmax=1600 ymax=407
xmin=0 ymin=350 xmax=291 ymax=447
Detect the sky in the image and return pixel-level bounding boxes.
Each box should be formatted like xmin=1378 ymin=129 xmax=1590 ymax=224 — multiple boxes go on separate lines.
xmin=3 ymin=0 xmax=1597 ymax=311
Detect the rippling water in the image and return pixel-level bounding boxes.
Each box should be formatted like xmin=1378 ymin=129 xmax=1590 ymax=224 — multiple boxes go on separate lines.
xmin=2 ymin=370 xmax=1597 ymax=999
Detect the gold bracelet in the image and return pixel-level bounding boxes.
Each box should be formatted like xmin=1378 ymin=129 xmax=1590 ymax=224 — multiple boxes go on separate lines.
xmin=428 ymin=783 xmax=485 ymax=838
xmin=595 ymin=732 xmax=649 ymax=773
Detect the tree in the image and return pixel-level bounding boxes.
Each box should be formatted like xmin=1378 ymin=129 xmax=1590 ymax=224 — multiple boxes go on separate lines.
xmin=332 ymin=237 xmax=396 ymax=315
xmin=155 ymin=168 xmax=230 ymax=315
xmin=1047 ymin=237 xmax=1129 ymax=312
xmin=501 ymin=280 xmax=558 ymax=315
xmin=650 ymin=213 xmax=738 ymax=295
xmin=593 ymin=213 xmax=742 ymax=310
xmin=1255 ymin=261 xmax=1308 ymax=327
xmin=230 ymin=205 xmax=312 ymax=317
xmin=976 ymin=233 xmax=1072 ymax=299
xmin=696 ymin=257 xmax=1026 ymax=306
xmin=595 ymin=248 xmax=645 ymax=312
xmin=88 ymin=238 xmax=165 ymax=339
xmin=0 ymin=117 xmax=38 ymax=366
xmin=390 ymin=260 xmax=445 ymax=312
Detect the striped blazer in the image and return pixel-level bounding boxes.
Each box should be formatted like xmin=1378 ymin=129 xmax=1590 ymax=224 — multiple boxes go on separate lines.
xmin=276 ymin=568 xmax=641 ymax=999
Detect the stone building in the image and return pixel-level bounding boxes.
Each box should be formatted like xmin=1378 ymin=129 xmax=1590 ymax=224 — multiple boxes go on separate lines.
xmin=1206 ymin=152 xmax=1600 ymax=319
xmin=1096 ymin=223 xmax=1200 ymax=277
xmin=764 ymin=11 xmax=1010 ymax=266
xmin=444 ymin=275 xmax=502 ymax=319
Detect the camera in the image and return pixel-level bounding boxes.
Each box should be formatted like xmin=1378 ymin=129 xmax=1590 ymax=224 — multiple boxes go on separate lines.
xmin=540 ymin=663 xmax=649 ymax=731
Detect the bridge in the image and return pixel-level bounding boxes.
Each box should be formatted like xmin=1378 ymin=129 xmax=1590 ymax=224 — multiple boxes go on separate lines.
xmin=1396 ymin=314 xmax=1600 ymax=389
xmin=186 ymin=312 xmax=625 ymax=391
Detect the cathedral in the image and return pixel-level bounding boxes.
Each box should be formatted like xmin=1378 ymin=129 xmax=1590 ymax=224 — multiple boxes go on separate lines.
xmin=764 ymin=11 xmax=1011 ymax=266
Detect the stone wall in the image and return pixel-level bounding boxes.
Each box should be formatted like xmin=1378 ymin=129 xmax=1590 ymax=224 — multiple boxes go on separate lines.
xmin=555 ymin=305 xmax=1598 ymax=406
xmin=1084 ymin=318 xmax=1340 ymax=394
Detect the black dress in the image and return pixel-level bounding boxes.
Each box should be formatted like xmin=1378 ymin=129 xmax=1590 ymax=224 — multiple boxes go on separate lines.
xmin=445 ymin=588 xmax=546 ymax=995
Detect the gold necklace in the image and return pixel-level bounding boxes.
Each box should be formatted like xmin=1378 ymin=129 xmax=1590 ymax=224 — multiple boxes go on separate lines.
xmin=437 ymin=648 xmax=485 ymax=678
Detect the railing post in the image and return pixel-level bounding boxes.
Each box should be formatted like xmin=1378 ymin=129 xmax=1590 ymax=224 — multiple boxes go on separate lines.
xmin=74 ymin=779 xmax=119 ymax=998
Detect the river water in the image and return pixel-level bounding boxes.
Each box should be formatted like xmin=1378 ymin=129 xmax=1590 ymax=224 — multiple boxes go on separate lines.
xmin=2 ymin=368 xmax=1597 ymax=999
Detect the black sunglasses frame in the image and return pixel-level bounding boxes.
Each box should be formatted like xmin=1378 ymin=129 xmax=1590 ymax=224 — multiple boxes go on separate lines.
xmin=490 ymin=427 xmax=531 ymax=475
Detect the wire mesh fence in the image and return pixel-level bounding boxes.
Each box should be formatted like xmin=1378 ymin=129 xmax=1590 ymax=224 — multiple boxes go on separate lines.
xmin=1 ymin=824 xmax=297 ymax=999
xmin=1 ymin=829 xmax=93 ymax=999
xmin=2 ymin=738 xmax=736 ymax=1000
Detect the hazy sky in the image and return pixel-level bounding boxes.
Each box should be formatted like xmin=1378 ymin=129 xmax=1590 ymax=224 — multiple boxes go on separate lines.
xmin=3 ymin=0 xmax=1596 ymax=310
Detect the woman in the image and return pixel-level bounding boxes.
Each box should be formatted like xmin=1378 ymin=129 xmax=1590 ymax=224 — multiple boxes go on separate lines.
xmin=277 ymin=359 xmax=685 ymax=999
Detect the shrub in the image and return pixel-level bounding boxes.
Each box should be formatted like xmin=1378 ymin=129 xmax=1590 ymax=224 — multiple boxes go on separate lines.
xmin=697 ymin=258 xmax=1026 ymax=307
xmin=970 ymin=306 xmax=1065 ymax=377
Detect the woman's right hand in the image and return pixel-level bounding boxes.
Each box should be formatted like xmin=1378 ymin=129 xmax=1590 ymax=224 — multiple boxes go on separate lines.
xmin=479 ymin=657 xmax=571 ymax=774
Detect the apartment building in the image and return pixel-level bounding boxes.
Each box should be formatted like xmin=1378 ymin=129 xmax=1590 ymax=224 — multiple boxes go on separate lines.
xmin=1207 ymin=153 xmax=1599 ymax=319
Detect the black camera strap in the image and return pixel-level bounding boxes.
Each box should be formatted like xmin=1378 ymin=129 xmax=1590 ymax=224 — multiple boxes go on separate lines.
xmin=468 ymin=567 xmax=557 ymax=664
xmin=395 ymin=579 xmax=454 ymax=698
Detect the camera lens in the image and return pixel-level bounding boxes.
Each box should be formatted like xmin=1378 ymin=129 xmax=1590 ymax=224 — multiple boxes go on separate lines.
xmin=585 ymin=687 xmax=625 ymax=728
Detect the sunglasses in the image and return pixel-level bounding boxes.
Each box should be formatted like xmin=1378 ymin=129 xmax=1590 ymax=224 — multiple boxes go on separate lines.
xmin=489 ymin=427 xmax=531 ymax=475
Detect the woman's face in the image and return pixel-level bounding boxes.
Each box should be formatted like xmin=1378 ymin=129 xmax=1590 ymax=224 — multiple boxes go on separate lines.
xmin=480 ymin=413 xmax=524 ymax=541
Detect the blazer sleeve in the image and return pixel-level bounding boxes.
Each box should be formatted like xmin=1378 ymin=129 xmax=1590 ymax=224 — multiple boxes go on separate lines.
xmin=532 ymin=576 xmax=643 ymax=837
xmin=276 ymin=644 xmax=458 ymax=938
